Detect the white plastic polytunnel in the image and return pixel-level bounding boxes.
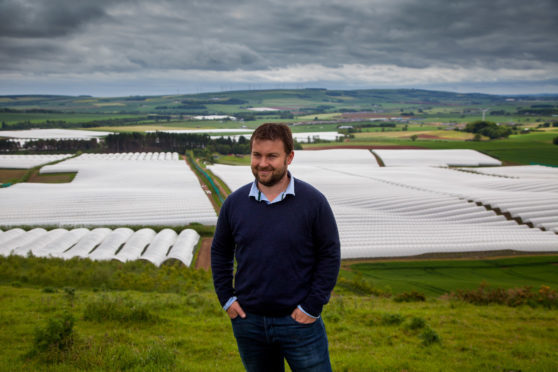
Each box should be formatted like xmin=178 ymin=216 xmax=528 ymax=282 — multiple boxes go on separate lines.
xmin=210 ymin=149 xmax=558 ymax=259
xmin=0 ymin=152 xmax=217 ymax=226
xmin=139 ymin=229 xmax=178 ymax=267
xmin=12 ymin=228 xmax=68 ymax=257
xmin=0 ymin=228 xmax=25 ymax=247
xmin=35 ymin=228 xmax=90 ymax=258
xmin=61 ymin=228 xmax=112 ymax=259
xmin=0 ymin=228 xmax=47 ymax=257
xmin=0 ymin=154 xmax=72 ymax=169
xmin=114 ymin=228 xmax=157 ymax=262
xmin=164 ymin=229 xmax=200 ymax=267
xmin=373 ymin=149 xmax=502 ymax=167
xmin=0 ymin=228 xmax=200 ymax=267
xmin=88 ymin=228 xmax=134 ymax=261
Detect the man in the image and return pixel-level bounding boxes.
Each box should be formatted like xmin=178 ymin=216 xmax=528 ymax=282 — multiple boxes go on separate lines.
xmin=211 ymin=123 xmax=341 ymax=372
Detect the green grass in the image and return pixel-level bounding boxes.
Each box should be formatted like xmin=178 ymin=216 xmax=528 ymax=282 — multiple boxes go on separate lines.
xmin=212 ymin=154 xmax=250 ymax=166
xmin=341 ymin=255 xmax=558 ymax=296
xmin=1 ymin=254 xmax=557 ymax=371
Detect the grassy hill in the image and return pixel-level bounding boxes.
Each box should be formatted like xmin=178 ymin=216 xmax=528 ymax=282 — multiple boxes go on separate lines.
xmin=1 ymin=254 xmax=557 ymax=371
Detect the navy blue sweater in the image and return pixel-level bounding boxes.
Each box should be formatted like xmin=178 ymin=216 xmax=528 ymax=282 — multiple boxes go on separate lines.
xmin=211 ymin=178 xmax=341 ymax=317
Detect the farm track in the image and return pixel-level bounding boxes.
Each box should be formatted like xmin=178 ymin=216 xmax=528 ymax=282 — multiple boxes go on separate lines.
xmin=196 ymin=237 xmax=212 ymax=270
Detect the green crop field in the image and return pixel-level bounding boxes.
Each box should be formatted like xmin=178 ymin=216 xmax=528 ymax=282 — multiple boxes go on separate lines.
xmin=341 ymin=255 xmax=558 ymax=296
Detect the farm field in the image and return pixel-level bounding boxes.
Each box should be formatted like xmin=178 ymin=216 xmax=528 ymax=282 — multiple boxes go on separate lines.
xmin=0 ymin=255 xmax=557 ymax=371
xmin=209 ymin=149 xmax=558 ymax=259
xmin=0 ymin=153 xmax=217 ymax=226
xmin=1 ymin=89 xmax=557 ymax=371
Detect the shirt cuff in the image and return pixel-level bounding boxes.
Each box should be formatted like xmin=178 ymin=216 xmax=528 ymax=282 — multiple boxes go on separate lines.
xmin=297 ymin=305 xmax=319 ymax=319
xmin=223 ymin=296 xmax=238 ymax=311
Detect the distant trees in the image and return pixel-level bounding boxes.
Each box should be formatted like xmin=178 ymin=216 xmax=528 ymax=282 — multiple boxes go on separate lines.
xmin=464 ymin=121 xmax=512 ymax=139
xmin=0 ymin=138 xmax=101 ymax=153
xmin=104 ymin=132 xmax=212 ymax=153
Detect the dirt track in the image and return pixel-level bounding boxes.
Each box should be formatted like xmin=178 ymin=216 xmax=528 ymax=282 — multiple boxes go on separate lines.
xmin=196 ymin=237 xmax=212 ymax=270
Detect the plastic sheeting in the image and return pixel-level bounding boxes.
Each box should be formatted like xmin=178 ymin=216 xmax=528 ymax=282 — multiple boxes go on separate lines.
xmin=0 ymin=228 xmax=200 ymax=267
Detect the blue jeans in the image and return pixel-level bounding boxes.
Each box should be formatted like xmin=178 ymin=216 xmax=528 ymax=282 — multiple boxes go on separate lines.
xmin=230 ymin=312 xmax=332 ymax=372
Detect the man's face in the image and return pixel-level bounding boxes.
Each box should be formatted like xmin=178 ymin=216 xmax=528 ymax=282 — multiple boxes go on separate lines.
xmin=250 ymin=139 xmax=294 ymax=187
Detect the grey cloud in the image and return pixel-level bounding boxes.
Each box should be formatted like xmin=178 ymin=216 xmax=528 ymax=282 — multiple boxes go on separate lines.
xmin=0 ymin=0 xmax=557 ymax=94
xmin=0 ymin=0 xmax=113 ymax=37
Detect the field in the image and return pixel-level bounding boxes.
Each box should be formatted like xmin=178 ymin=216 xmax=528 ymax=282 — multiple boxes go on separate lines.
xmin=1 ymin=89 xmax=558 ymax=370
xmin=342 ymin=255 xmax=558 ymax=296
xmin=0 ymin=255 xmax=557 ymax=371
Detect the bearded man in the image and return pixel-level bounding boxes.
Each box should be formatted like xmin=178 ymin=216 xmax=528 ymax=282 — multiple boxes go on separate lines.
xmin=211 ymin=123 xmax=340 ymax=372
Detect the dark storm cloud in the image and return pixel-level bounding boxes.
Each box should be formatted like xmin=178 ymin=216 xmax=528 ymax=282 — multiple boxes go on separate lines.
xmin=0 ymin=0 xmax=110 ymax=37
xmin=1 ymin=0 xmax=557 ymax=95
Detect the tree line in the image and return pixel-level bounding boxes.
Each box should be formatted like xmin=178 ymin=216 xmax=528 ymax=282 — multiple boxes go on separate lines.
xmin=0 ymin=132 xmax=256 ymax=155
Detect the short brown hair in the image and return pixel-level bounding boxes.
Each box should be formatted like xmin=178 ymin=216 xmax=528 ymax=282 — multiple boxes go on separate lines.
xmin=250 ymin=123 xmax=294 ymax=154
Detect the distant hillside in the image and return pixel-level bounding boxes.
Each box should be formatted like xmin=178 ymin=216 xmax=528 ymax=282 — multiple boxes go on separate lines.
xmin=1 ymin=88 xmax=551 ymax=115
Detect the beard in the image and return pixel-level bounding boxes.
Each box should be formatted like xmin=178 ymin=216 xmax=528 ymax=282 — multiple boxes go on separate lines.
xmin=251 ymin=160 xmax=288 ymax=187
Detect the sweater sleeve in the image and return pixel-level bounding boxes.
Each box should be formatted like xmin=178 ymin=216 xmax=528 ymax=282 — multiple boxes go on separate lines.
xmin=211 ymin=198 xmax=236 ymax=308
xmin=300 ymin=195 xmax=341 ymax=317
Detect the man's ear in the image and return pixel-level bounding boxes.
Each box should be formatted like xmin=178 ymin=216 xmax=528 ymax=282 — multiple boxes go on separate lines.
xmin=287 ymin=151 xmax=294 ymax=165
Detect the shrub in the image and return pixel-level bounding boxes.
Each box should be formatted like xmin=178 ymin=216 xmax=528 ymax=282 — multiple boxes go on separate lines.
xmin=450 ymin=283 xmax=558 ymax=308
xmin=336 ymin=273 xmax=388 ymax=296
xmin=33 ymin=312 xmax=75 ymax=354
xmin=404 ymin=316 xmax=426 ymax=331
xmin=381 ymin=313 xmax=404 ymax=325
xmin=420 ymin=327 xmax=440 ymax=346
xmin=393 ymin=291 xmax=426 ymax=303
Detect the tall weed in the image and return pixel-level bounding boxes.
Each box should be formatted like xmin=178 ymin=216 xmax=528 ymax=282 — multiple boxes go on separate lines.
xmin=450 ymin=283 xmax=558 ymax=308
xmin=83 ymin=295 xmax=161 ymax=324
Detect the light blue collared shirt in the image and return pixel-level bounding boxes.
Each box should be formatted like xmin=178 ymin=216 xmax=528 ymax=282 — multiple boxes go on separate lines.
xmin=248 ymin=172 xmax=295 ymax=204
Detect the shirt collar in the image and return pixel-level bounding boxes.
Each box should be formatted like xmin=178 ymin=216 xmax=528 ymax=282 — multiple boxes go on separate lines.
xmin=249 ymin=171 xmax=295 ymax=204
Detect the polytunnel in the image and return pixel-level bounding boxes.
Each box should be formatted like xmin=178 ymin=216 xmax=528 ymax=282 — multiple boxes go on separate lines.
xmin=88 ymin=228 xmax=134 ymax=261
xmin=163 ymin=229 xmax=200 ymax=267
xmin=12 ymin=228 xmax=68 ymax=257
xmin=35 ymin=228 xmax=90 ymax=258
xmin=1 ymin=228 xmax=47 ymax=257
xmin=139 ymin=228 xmax=178 ymax=266
xmin=114 ymin=228 xmax=157 ymax=262
xmin=61 ymin=228 xmax=111 ymax=259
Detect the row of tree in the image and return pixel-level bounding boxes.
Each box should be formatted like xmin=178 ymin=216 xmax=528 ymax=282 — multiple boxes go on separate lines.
xmin=1 ymin=132 xmax=254 ymax=154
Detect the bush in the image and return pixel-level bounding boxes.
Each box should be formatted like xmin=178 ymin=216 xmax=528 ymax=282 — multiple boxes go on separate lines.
xmin=336 ymin=273 xmax=388 ymax=296
xmin=393 ymin=291 xmax=426 ymax=303
xmin=381 ymin=313 xmax=404 ymax=325
xmin=33 ymin=312 xmax=75 ymax=354
xmin=404 ymin=316 xmax=426 ymax=331
xmin=450 ymin=283 xmax=558 ymax=308
xmin=420 ymin=327 xmax=440 ymax=346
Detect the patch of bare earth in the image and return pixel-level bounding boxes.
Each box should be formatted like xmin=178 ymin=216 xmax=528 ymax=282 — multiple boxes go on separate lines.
xmin=196 ymin=238 xmax=212 ymax=270
xmin=0 ymin=169 xmax=27 ymax=182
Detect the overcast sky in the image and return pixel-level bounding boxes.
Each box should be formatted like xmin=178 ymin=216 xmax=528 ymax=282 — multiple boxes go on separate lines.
xmin=1 ymin=0 xmax=557 ymax=96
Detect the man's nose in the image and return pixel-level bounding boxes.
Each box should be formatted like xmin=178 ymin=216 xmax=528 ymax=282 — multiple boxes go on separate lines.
xmin=259 ymin=157 xmax=269 ymax=167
